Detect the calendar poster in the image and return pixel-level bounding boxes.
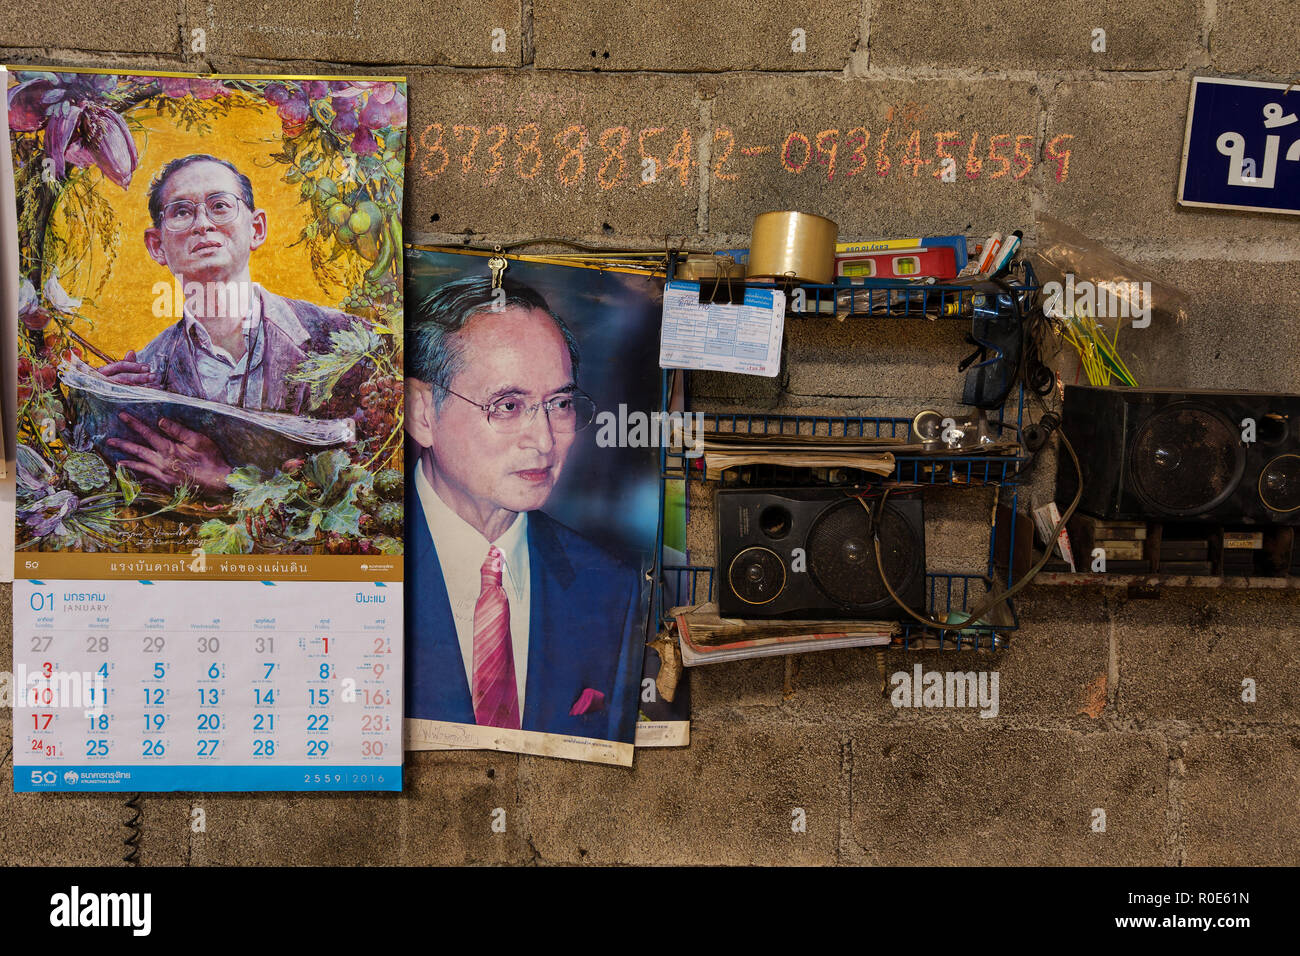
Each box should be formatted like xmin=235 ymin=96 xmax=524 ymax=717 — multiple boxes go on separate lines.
xmin=403 ymin=248 xmax=659 ymax=766
xmin=6 ymin=69 xmax=407 ymax=790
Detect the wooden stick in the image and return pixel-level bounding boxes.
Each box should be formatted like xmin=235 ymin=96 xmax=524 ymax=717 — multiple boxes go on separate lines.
xmin=66 ymin=327 xmax=117 ymax=365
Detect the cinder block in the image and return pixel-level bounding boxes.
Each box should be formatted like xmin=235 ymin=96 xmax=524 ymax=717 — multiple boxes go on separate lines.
xmin=0 ymin=761 xmax=126 ymax=865
xmin=0 ymin=52 xmax=191 ymax=74
xmin=782 ymin=581 xmax=1108 ymax=727
xmin=779 ymin=646 xmax=892 ymax=723
xmin=788 ymin=630 xmax=1065 ymax=727
xmin=184 ymin=0 xmax=521 ymax=66
xmin=398 ymin=750 xmax=527 ymax=864
xmin=683 ymin=477 xmax=714 ymax=561
xmin=1210 ymin=0 xmax=1299 ymax=75
xmin=196 ymin=750 xmax=523 ymax=865
xmin=1046 ymin=79 xmax=1299 ymax=243
xmin=924 ymin=488 xmax=999 ymax=574
xmin=995 ymin=588 xmax=1112 ymax=718
xmin=870 ymin=0 xmax=1200 ymax=70
xmin=405 ymin=70 xmax=700 ymax=242
xmin=1114 ymin=591 xmax=1300 ymax=722
xmin=1115 ymin=258 xmax=1300 ymax=394
xmin=690 ymin=370 xmax=784 ymax=406
xmin=689 ymin=656 xmax=788 ymax=716
xmin=106 ymin=751 xmax=524 ymax=866
xmin=533 ymin=1 xmax=858 ymax=72
xmin=0 ymin=4 xmax=180 ymax=54
xmin=850 ymin=726 xmax=1168 ymax=864
xmin=783 ymin=315 xmax=977 ymax=405
xmin=522 ymin=720 xmax=843 ymax=863
xmin=708 ymin=77 xmax=1043 ymax=238
xmin=1181 ymin=734 xmax=1300 ymax=865
xmin=191 ymin=791 xmax=404 ymax=865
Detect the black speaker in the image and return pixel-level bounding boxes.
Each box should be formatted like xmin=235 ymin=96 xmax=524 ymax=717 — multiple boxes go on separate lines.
xmin=715 ymin=488 xmax=926 ymax=619
xmin=1056 ymin=385 xmax=1300 ymax=524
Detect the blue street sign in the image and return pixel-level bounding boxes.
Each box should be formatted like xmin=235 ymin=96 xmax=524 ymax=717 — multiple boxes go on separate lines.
xmin=1179 ymin=76 xmax=1300 ymax=216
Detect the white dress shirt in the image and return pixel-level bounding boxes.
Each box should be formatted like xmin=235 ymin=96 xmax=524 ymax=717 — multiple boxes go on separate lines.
xmin=182 ymin=284 xmax=266 ymax=408
xmin=414 ymin=462 xmax=531 ymax=712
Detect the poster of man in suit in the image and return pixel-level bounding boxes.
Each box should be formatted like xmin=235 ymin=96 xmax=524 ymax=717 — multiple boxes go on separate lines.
xmin=403 ymin=248 xmax=662 ymax=766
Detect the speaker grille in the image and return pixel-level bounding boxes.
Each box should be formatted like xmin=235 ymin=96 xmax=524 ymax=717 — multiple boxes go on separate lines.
xmin=727 ymin=546 xmax=787 ymax=606
xmin=807 ymin=499 xmax=921 ymax=608
xmin=1260 ymin=454 xmax=1300 ymax=513
xmin=1129 ymin=405 xmax=1244 ymax=515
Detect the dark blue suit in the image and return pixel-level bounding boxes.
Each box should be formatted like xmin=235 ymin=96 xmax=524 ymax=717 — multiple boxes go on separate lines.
xmin=405 ymin=484 xmax=647 ymax=744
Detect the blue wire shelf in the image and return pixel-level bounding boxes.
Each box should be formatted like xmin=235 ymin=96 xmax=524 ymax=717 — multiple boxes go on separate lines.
xmin=663 ymin=410 xmax=1028 ymax=489
xmin=652 ymin=251 xmax=1034 ymax=657
xmin=695 ymin=262 xmax=1038 ymax=321
xmin=661 ymin=565 xmax=1011 ymax=651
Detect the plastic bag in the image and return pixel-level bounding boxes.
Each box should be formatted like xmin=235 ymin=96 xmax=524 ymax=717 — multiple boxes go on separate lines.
xmin=1031 ymin=215 xmax=1190 ymax=329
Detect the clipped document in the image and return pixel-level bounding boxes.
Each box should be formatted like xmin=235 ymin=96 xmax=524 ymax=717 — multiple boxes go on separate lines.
xmin=659 ymin=280 xmax=785 ymax=377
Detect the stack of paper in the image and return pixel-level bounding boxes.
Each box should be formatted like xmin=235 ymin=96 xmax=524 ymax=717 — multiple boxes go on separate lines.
xmin=673 ymin=603 xmax=896 ymax=666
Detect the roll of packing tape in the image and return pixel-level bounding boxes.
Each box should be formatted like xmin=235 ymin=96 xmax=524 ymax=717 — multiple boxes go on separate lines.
xmin=747 ymin=211 xmax=838 ymax=285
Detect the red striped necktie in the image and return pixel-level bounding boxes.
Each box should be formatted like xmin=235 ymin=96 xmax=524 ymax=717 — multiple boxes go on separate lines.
xmin=471 ymin=545 xmax=521 ymax=729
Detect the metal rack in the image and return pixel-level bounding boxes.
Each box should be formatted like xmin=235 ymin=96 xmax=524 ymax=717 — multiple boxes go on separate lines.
xmin=663 ymin=410 xmax=1028 ymax=488
xmin=654 ymin=257 xmax=1039 ymax=651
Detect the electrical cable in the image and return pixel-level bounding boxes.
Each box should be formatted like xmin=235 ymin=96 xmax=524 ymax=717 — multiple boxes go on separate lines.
xmin=864 ymin=264 xmax=1085 ymax=635
xmin=122 ymin=793 xmax=142 ymax=864
xmin=865 ymin=419 xmax=1081 ymax=635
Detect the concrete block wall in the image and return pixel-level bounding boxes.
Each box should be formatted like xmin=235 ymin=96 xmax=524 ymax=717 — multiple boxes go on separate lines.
xmin=2 ymin=1 xmax=1298 ymax=865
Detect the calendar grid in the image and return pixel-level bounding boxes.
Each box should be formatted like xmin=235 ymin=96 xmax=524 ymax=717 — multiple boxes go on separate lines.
xmin=13 ymin=581 xmax=403 ymax=793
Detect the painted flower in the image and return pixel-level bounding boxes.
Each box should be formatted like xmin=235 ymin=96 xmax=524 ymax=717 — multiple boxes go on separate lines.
xmin=19 ymin=490 xmax=79 ymax=537
xmin=264 ymin=81 xmax=300 ymax=106
xmin=358 ymin=83 xmax=405 ymax=131
xmin=17 ymin=276 xmax=51 ymax=330
xmin=159 ymin=76 xmax=225 ymax=100
xmin=264 ymin=82 xmax=310 ymax=137
xmin=43 ymin=269 xmax=82 ymax=313
xmin=331 ymin=98 xmax=359 ymax=135
xmin=6 ymin=71 xmax=114 ymax=130
xmin=16 ymin=443 xmax=59 ymax=496
xmin=352 ymin=127 xmax=378 ymax=155
xmin=7 ymin=72 xmax=138 ymax=188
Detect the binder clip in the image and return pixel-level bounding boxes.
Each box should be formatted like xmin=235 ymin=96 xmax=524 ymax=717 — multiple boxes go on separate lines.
xmin=698 ymin=255 xmax=746 ymax=305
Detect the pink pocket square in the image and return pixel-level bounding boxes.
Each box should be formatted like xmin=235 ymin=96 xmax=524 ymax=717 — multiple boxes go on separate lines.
xmin=569 ymin=688 xmax=606 ymax=716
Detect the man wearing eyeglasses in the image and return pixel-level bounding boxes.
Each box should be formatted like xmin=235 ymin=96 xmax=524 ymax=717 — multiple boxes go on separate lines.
xmin=98 ymin=153 xmax=356 ymax=493
xmin=404 ymin=275 xmax=644 ymax=746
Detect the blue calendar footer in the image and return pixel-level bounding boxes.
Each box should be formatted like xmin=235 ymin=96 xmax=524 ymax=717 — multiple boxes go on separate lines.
xmin=16 ymin=765 xmax=402 ymax=792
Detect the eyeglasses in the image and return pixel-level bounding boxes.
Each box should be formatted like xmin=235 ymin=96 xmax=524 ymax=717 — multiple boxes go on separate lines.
xmin=440 ymin=384 xmax=596 ymax=434
xmin=159 ymin=191 xmax=245 ymax=232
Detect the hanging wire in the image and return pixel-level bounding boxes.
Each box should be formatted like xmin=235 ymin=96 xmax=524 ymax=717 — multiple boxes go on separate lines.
xmin=122 ymin=793 xmax=142 ymax=864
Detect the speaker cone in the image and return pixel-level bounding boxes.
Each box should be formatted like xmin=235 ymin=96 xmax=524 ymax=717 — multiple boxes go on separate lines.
xmin=727 ymin=546 xmax=787 ymax=606
xmin=1259 ymin=453 xmax=1300 ymax=513
xmin=1129 ymin=404 xmax=1244 ymax=516
xmin=806 ymin=499 xmax=921 ymax=608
